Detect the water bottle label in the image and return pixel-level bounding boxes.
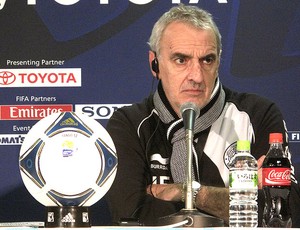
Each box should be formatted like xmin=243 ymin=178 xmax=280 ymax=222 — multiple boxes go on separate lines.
xmin=262 ymin=167 xmax=291 ymax=186
xmin=229 ymin=171 xmax=258 ymax=188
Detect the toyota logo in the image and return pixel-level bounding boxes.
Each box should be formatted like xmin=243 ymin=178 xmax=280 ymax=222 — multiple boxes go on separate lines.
xmin=0 ymin=71 xmax=16 ymax=85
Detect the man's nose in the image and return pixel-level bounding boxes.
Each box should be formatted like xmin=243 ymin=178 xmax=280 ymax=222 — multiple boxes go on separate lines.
xmin=187 ymin=61 xmax=203 ymax=83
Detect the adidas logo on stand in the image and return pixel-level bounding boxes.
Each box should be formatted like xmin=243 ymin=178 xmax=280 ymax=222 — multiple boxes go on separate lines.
xmin=61 ymin=213 xmax=75 ymax=223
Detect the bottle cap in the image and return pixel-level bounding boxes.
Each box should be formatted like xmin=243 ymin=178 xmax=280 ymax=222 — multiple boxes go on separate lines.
xmin=269 ymin=133 xmax=283 ymax=144
xmin=236 ymin=140 xmax=250 ymax=151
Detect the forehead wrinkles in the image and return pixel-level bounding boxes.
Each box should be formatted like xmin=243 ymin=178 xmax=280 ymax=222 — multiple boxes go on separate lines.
xmin=161 ymin=24 xmax=217 ymax=55
xmin=163 ymin=41 xmax=217 ymax=60
xmin=168 ymin=39 xmax=216 ymax=52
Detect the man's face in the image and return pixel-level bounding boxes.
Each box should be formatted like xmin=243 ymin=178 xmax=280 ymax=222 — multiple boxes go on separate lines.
xmin=151 ymin=21 xmax=220 ymax=116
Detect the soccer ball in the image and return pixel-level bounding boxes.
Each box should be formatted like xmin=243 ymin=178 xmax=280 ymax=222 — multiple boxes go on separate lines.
xmin=19 ymin=112 xmax=117 ymax=207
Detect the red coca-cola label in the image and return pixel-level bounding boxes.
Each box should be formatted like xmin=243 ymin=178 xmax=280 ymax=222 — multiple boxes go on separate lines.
xmin=262 ymin=167 xmax=291 ymax=186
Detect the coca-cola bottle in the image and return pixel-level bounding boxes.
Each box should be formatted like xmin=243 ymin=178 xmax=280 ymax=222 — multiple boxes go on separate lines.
xmin=262 ymin=133 xmax=292 ymax=227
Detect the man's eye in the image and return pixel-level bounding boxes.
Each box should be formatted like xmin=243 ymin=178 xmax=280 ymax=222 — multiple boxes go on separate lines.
xmin=175 ymin=58 xmax=185 ymax=64
xmin=202 ymin=56 xmax=216 ymax=65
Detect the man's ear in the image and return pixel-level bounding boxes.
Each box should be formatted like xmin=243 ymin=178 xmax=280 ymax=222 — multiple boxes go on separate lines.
xmin=149 ymin=51 xmax=159 ymax=78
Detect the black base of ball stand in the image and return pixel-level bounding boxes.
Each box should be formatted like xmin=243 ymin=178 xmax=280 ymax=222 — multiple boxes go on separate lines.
xmin=45 ymin=206 xmax=91 ymax=228
xmin=157 ymin=209 xmax=224 ymax=228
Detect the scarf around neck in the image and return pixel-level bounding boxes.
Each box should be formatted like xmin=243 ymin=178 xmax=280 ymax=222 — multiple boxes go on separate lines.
xmin=153 ymin=79 xmax=225 ymax=183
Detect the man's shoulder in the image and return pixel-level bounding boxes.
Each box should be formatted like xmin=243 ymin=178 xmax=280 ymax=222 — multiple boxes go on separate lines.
xmin=109 ymin=96 xmax=155 ymax=125
xmin=224 ymin=86 xmax=275 ymax=110
xmin=223 ymin=85 xmax=285 ymax=125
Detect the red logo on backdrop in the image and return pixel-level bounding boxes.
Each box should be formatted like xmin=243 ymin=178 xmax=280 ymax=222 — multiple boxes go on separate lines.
xmin=0 ymin=68 xmax=81 ymax=87
xmin=0 ymin=105 xmax=73 ymax=120
xmin=263 ymin=168 xmax=291 ymax=186
xmin=0 ymin=71 xmax=16 ymax=85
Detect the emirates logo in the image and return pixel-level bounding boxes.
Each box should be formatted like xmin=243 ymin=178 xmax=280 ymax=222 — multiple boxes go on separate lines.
xmin=0 ymin=71 xmax=16 ymax=85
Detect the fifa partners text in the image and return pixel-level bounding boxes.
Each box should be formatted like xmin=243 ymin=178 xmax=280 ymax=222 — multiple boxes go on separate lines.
xmin=0 ymin=0 xmax=227 ymax=9
xmin=75 ymin=104 xmax=131 ymax=120
xmin=0 ymin=68 xmax=81 ymax=87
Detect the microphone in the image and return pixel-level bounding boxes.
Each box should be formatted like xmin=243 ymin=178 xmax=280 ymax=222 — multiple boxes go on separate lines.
xmin=180 ymin=102 xmax=200 ymax=210
xmin=180 ymin=102 xmax=200 ymax=131
xmin=157 ymin=104 xmax=224 ymax=227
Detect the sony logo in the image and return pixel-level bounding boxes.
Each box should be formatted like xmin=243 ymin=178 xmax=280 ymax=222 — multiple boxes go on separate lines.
xmin=75 ymin=104 xmax=131 ymax=120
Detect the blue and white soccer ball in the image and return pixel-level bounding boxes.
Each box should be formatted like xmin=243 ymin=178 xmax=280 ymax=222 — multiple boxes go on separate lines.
xmin=19 ymin=112 xmax=117 ymax=207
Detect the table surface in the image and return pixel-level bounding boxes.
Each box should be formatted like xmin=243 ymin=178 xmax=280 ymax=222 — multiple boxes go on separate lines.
xmin=0 ymin=222 xmax=299 ymax=230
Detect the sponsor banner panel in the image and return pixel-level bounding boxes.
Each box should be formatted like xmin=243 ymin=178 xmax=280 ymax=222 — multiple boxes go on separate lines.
xmin=0 ymin=1 xmax=298 ymax=225
xmin=0 ymin=104 xmax=73 ymax=120
xmin=289 ymin=131 xmax=300 ymax=143
xmin=0 ymin=68 xmax=81 ymax=87
xmin=0 ymin=134 xmax=26 ymax=145
xmin=75 ymin=104 xmax=131 ymax=120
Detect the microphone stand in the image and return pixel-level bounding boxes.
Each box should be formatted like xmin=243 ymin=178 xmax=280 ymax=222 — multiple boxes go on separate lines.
xmin=157 ymin=107 xmax=224 ymax=227
xmin=184 ymin=128 xmax=195 ymax=210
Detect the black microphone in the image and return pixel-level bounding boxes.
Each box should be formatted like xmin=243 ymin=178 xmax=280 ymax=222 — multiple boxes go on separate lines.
xmin=180 ymin=102 xmax=200 ymax=131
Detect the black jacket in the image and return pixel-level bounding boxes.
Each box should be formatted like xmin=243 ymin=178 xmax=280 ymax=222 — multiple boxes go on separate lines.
xmin=106 ymin=85 xmax=300 ymax=227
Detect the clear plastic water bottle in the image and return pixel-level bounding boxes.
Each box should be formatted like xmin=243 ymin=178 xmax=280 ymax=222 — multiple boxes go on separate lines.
xmin=262 ymin=133 xmax=292 ymax=227
xmin=229 ymin=140 xmax=258 ymax=227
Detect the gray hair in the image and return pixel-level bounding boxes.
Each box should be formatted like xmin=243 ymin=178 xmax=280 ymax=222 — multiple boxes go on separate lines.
xmin=148 ymin=4 xmax=222 ymax=56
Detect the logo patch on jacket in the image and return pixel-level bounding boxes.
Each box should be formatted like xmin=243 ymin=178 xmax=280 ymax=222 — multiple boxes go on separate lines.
xmin=150 ymin=153 xmax=169 ymax=171
xmin=223 ymin=142 xmax=237 ymax=169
